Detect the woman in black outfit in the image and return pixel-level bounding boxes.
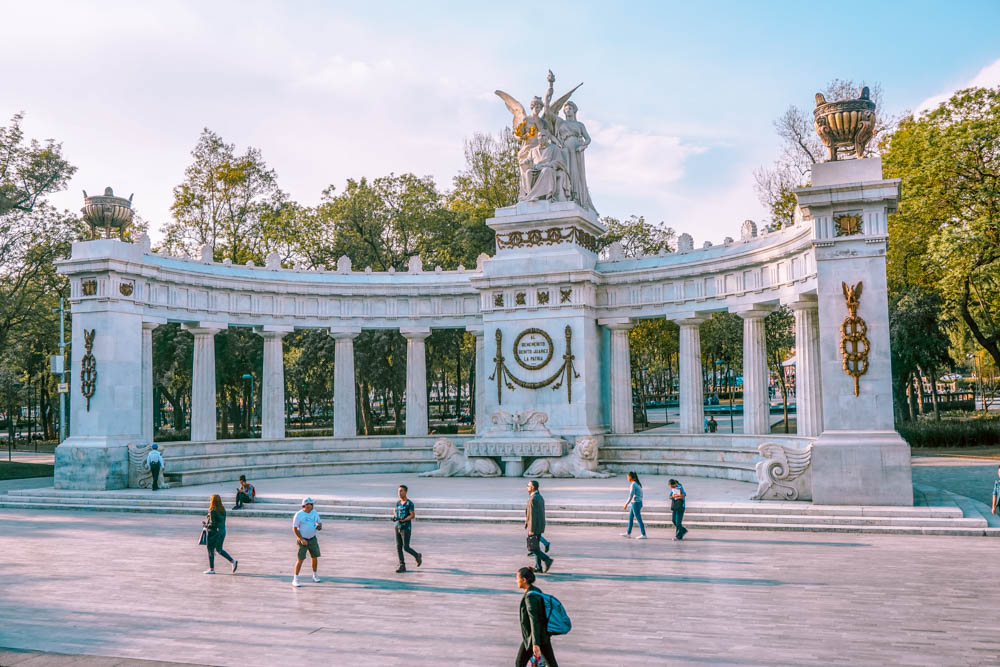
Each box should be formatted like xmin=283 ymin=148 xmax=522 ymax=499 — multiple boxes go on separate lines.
xmin=203 ymin=494 xmax=238 ymax=574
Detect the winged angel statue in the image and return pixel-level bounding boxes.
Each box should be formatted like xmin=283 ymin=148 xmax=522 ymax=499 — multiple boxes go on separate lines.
xmin=496 ymin=70 xmax=595 ymax=213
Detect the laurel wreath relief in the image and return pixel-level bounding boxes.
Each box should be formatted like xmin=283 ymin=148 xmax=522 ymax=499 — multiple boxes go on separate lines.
xmin=490 ymin=325 xmax=580 ymax=404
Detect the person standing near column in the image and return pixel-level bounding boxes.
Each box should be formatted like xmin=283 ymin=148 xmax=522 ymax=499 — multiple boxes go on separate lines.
xmin=525 ymin=480 xmax=553 ymax=573
xmin=202 ymin=494 xmax=237 ymax=574
xmin=145 ymin=443 xmax=164 ymax=491
xmin=292 ymin=497 xmax=322 ymax=588
xmin=620 ymin=472 xmax=647 ymax=539
xmin=669 ymin=479 xmax=688 ymax=541
xmin=393 ymin=484 xmax=422 ymax=573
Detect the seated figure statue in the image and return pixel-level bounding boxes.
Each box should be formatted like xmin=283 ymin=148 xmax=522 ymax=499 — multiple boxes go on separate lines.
xmin=525 ymin=133 xmax=571 ymax=203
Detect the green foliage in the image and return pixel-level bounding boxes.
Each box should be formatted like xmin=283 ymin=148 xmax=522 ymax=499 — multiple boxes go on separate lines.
xmin=883 ymin=86 xmax=1000 ymax=368
xmin=0 ymin=113 xmax=75 ymax=217
xmin=897 ymin=413 xmax=1000 ymax=448
xmin=162 ymin=128 xmax=288 ymax=264
xmin=597 ymin=215 xmax=674 ymax=257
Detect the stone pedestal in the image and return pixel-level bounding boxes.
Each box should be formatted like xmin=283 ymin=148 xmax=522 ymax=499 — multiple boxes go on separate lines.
xmin=464 ymin=438 xmax=568 ymax=477
xmin=795 ymin=158 xmax=912 ymax=505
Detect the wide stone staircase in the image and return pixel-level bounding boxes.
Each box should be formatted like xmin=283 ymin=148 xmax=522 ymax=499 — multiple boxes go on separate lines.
xmin=0 ymin=488 xmax=994 ymax=536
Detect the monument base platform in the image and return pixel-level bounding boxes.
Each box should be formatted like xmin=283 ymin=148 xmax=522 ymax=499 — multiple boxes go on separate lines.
xmin=464 ymin=436 xmax=568 ymax=476
xmin=810 ymin=430 xmax=913 ymax=506
xmin=54 ymin=437 xmax=131 ymax=490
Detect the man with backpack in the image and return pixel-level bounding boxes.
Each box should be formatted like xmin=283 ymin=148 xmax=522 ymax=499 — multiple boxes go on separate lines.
xmin=516 ymin=566 xmax=563 ymax=667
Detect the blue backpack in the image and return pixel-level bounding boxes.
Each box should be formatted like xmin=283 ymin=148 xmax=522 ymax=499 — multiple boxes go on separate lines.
xmin=528 ymin=590 xmax=572 ymax=635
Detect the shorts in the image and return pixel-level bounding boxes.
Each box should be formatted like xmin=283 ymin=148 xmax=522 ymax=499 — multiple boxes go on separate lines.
xmin=297 ymin=535 xmax=321 ymax=560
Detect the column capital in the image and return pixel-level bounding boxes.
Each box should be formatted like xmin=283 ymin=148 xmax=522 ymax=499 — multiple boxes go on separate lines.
xmin=256 ymin=325 xmax=294 ymax=340
xmin=730 ymin=304 xmax=776 ymax=319
xmin=400 ymin=326 xmax=432 ymax=340
xmin=669 ymin=312 xmax=711 ymax=326
xmin=141 ymin=318 xmax=167 ymax=331
xmin=466 ymin=324 xmax=485 ymax=337
xmin=329 ymin=326 xmax=362 ymax=340
xmin=597 ymin=317 xmax=633 ymax=331
xmin=784 ymin=294 xmax=819 ymax=312
xmin=182 ymin=321 xmax=227 ymax=336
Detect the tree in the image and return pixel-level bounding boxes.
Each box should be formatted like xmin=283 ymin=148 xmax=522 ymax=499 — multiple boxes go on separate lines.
xmin=0 ymin=113 xmax=75 ymax=217
xmin=162 ymin=128 xmax=287 ymax=264
xmin=883 ymin=87 xmax=1000 ymax=370
xmin=889 ymin=287 xmax=953 ymax=422
xmin=754 ymin=80 xmax=892 ymax=228
xmin=597 ymin=215 xmax=675 ymax=257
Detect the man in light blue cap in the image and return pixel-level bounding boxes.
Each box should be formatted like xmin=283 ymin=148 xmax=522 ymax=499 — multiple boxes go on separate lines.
xmin=145 ymin=443 xmax=164 ymax=491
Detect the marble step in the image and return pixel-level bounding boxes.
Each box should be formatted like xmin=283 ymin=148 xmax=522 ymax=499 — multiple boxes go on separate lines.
xmin=166 ymin=446 xmax=435 ymax=470
xmin=164 ymin=460 xmax=437 ymax=486
xmin=0 ymin=496 xmax=985 ymax=531
xmin=600 ymin=460 xmax=755 ymax=482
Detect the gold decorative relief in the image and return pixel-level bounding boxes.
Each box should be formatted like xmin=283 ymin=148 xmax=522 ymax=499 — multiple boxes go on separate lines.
xmin=560 ymin=288 xmax=572 ymax=303
xmin=840 ymin=281 xmax=870 ymax=396
xmin=81 ymin=329 xmax=97 ymax=411
xmin=119 ymin=282 xmax=134 ymax=297
xmin=493 ymin=293 xmax=504 ymax=307
xmin=834 ymin=214 xmax=862 ymax=237
xmin=82 ymin=280 xmax=97 ymax=296
xmin=515 ymin=292 xmax=526 ymax=306
xmin=537 ymin=290 xmax=549 ymax=305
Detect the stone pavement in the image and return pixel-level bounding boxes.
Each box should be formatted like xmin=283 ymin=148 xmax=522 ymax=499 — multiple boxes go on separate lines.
xmin=1 ymin=508 xmax=998 ymax=666
xmin=913 ymin=455 xmax=1000 ymax=526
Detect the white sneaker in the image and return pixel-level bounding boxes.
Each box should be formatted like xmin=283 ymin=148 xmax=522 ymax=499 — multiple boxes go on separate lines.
xmin=312 ymin=573 xmax=321 ymax=583
xmin=292 ymin=576 xmax=301 ymax=587
xmin=619 ymin=532 xmax=631 ymax=537
xmin=203 ymin=569 xmax=215 ymax=574
xmin=637 ymin=535 xmax=648 ymax=540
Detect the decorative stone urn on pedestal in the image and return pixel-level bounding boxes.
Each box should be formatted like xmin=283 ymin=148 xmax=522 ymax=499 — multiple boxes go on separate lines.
xmin=813 ymin=87 xmax=876 ymax=161
xmin=81 ymin=187 xmax=135 ymax=240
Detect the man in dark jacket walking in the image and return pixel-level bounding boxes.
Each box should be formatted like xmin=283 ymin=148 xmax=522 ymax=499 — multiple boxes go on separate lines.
xmin=516 ymin=566 xmax=558 ymax=666
xmin=525 ymin=480 xmax=553 ymax=573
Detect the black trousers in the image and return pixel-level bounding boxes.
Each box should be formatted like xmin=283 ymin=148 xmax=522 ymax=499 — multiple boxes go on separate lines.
xmin=515 ymin=641 xmax=558 ymax=667
xmin=235 ymin=491 xmax=253 ymax=506
xmin=206 ymin=530 xmax=233 ymax=569
xmin=395 ymin=524 xmax=419 ymax=565
xmin=149 ymin=462 xmax=161 ymax=490
xmin=528 ymin=534 xmax=552 ymax=571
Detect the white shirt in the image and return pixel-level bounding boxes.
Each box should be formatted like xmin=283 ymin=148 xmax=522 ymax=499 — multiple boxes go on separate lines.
xmin=292 ymin=509 xmax=321 ymax=539
xmin=146 ymin=450 xmax=163 ymax=466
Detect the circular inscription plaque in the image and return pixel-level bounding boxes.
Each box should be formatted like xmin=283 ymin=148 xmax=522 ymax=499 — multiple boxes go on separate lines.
xmin=513 ymin=328 xmax=554 ymax=371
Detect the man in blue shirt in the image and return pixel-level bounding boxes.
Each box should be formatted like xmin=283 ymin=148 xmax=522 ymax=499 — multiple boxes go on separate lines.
xmin=669 ymin=478 xmax=688 ymax=541
xmin=992 ymin=465 xmax=1000 ymax=516
xmin=393 ymin=484 xmax=422 ymax=573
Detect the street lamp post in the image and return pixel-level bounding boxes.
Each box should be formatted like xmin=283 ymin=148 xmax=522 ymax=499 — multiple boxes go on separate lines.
xmin=241 ymin=373 xmax=255 ymax=433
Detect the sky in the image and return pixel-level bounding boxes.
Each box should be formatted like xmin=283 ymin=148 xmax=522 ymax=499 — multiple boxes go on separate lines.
xmin=3 ymin=0 xmax=1000 ymax=246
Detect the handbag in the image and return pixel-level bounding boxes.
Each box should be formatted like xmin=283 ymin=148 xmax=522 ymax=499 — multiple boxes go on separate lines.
xmin=526 ymin=534 xmax=540 ymax=553
xmin=198 ymin=528 xmax=208 ymax=545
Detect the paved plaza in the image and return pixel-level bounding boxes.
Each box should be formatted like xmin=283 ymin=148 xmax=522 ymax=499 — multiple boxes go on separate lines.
xmin=1 ymin=507 xmax=998 ymax=666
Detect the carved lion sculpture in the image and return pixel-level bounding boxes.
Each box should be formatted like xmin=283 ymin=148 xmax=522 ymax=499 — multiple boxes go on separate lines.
xmin=127 ymin=443 xmax=169 ymax=490
xmin=418 ymin=438 xmax=502 ymax=477
xmin=523 ymin=436 xmax=615 ymax=478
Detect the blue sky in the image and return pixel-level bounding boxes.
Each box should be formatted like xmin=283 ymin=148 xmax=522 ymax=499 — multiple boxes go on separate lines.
xmin=3 ymin=0 xmax=999 ymax=245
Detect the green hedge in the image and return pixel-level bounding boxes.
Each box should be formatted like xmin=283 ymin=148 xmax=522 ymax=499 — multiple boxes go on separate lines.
xmin=898 ymin=415 xmax=1000 ymax=448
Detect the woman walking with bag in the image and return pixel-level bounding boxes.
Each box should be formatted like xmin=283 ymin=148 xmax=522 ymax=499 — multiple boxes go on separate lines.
xmin=620 ymin=472 xmax=647 ymax=539
xmin=203 ymin=494 xmax=238 ymax=574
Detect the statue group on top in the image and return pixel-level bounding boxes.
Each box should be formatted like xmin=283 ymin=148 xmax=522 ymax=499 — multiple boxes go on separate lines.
xmin=496 ymin=70 xmax=596 ymax=213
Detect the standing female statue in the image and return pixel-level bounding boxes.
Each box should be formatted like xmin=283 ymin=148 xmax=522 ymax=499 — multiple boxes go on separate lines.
xmin=557 ymin=101 xmax=595 ymax=212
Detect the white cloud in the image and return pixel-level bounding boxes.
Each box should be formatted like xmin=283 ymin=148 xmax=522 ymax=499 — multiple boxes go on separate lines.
xmin=587 ymin=121 xmax=706 ymax=189
xmin=917 ymin=57 xmax=1000 ymax=114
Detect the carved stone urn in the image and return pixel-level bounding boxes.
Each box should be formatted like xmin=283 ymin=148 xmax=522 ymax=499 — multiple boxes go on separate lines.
xmin=81 ymin=187 xmax=135 ymax=240
xmin=813 ymin=87 xmax=876 ymax=161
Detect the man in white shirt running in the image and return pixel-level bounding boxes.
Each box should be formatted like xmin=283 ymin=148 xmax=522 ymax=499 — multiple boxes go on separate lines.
xmin=145 ymin=444 xmax=164 ymax=491
xmin=292 ymin=497 xmax=323 ymax=588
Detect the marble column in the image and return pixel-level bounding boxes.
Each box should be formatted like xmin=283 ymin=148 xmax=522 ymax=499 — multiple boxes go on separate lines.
xmin=599 ymin=318 xmax=634 ymax=434
xmin=736 ymin=307 xmax=773 ymax=435
xmin=259 ymin=326 xmax=292 ymax=440
xmin=140 ymin=321 xmax=163 ymax=444
xmin=674 ymin=315 xmax=709 ymax=434
xmin=331 ymin=327 xmax=361 ymax=437
xmin=789 ymin=296 xmax=823 ymax=437
xmin=467 ymin=325 xmax=486 ymax=434
xmin=401 ymin=327 xmax=431 ymax=436
xmin=184 ymin=323 xmax=225 ymax=442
